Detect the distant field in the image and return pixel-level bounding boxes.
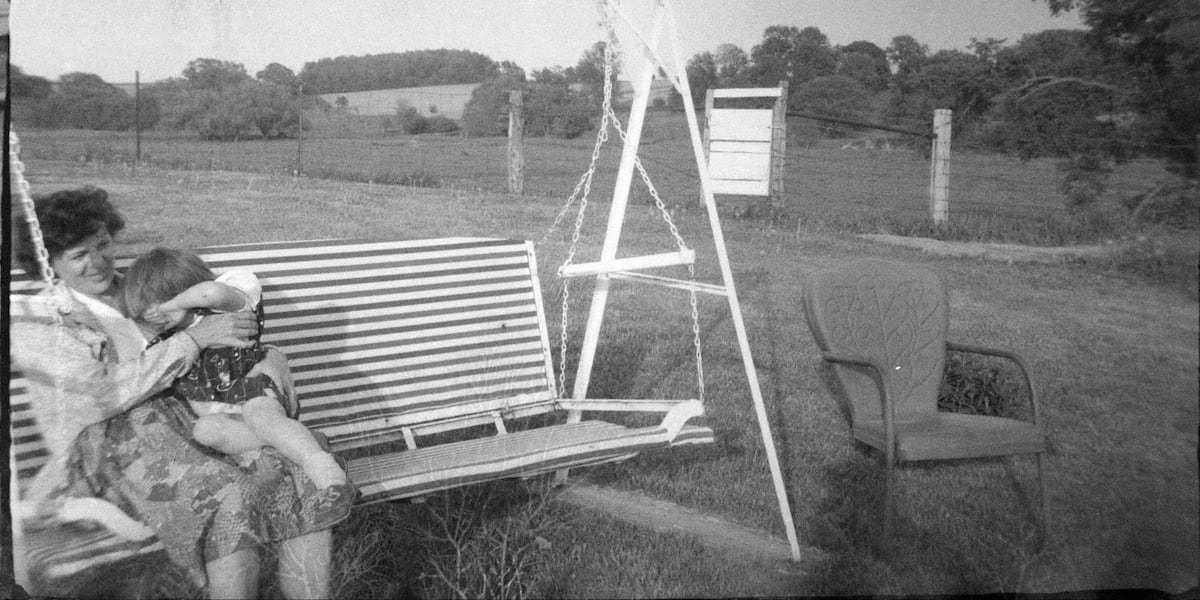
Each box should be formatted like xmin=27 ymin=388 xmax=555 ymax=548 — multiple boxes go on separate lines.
xmin=14 ymin=112 xmax=1171 ymax=243
xmin=316 ymin=83 xmax=481 ymax=118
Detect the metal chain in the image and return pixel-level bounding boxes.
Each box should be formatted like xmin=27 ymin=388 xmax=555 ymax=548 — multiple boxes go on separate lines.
xmin=555 ymin=0 xmax=704 ymax=402
xmin=556 ymin=2 xmax=619 ymax=398
xmin=604 ymin=98 xmax=706 ymax=402
xmin=9 ymin=131 xmax=56 ymax=286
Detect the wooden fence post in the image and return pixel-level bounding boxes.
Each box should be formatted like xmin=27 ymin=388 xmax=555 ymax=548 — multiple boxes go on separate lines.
xmin=929 ymin=108 xmax=951 ymax=225
xmin=295 ymin=82 xmax=304 ymax=177
xmin=508 ymin=90 xmax=524 ymax=195
xmin=134 ymin=71 xmax=142 ymax=164
xmin=701 ymin=88 xmax=714 ymax=206
xmin=769 ymin=80 xmax=788 ymax=212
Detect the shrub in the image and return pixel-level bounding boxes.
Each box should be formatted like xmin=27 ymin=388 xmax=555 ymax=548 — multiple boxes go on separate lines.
xmin=462 ymin=77 xmax=593 ymax=139
xmin=462 ymin=75 xmax=522 ymax=137
xmin=1123 ymin=178 xmax=1200 ymax=230
xmin=938 ymin=351 xmax=1025 ymax=418
xmin=45 ymin=72 xmax=138 ymax=130
xmin=1058 ymin=153 xmax=1112 ymax=211
xmin=425 ymin=115 xmax=460 ymax=134
xmin=394 ymin=100 xmax=429 ymax=134
xmin=524 ymin=82 xmax=593 ymax=139
xmin=789 ymin=75 xmax=872 ymax=138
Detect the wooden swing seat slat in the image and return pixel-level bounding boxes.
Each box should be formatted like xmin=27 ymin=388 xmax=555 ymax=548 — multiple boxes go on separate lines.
xmin=9 ymin=237 xmax=712 ymax=589
xmin=557 ymin=248 xmax=695 ymax=278
xmin=712 ymin=87 xmax=784 ymax=98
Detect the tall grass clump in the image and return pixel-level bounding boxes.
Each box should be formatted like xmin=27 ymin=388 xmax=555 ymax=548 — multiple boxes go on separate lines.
xmin=938 ymin=351 xmax=1028 ymax=419
xmin=856 ymin=208 xmax=1130 ymax=247
xmin=302 ymin=164 xmax=441 ymax=188
xmin=415 ymin=481 xmax=563 ymax=600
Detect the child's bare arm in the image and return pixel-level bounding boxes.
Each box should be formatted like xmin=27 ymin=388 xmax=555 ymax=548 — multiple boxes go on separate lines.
xmin=143 ymin=281 xmax=251 ymax=329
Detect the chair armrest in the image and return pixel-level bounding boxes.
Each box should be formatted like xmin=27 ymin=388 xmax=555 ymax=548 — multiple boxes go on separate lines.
xmin=819 ymin=351 xmax=898 ymax=464
xmin=945 ymin=342 xmax=1041 ymax=426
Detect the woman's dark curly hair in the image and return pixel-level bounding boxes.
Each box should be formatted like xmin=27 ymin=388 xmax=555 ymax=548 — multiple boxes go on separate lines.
xmin=12 ymin=186 xmax=125 ymax=276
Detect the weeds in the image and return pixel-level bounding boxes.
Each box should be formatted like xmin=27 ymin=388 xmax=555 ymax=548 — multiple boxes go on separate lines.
xmin=414 ymin=481 xmax=562 ymax=600
xmin=938 ymin=351 xmax=1027 ymax=418
xmin=302 ymin=165 xmax=442 ymax=187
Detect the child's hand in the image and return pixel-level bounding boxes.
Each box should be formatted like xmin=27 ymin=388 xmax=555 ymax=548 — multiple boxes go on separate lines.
xmin=142 ymin=302 xmax=190 ymax=330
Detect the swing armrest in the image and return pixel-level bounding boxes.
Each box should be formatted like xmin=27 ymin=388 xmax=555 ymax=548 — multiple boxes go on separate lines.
xmin=556 ymin=398 xmax=700 ymax=413
xmin=17 ymin=498 xmax=157 ymax=541
xmin=558 ymin=399 xmax=704 ymax=441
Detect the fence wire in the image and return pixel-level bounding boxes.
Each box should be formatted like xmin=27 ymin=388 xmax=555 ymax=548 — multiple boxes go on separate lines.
xmin=13 ymin=107 xmax=1178 ymax=231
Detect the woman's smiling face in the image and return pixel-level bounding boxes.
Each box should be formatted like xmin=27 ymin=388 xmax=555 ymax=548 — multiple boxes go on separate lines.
xmin=50 ymin=224 xmax=117 ymax=298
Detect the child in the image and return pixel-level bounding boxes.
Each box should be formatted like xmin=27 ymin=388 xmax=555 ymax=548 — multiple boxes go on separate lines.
xmin=123 ymin=247 xmax=350 ymax=492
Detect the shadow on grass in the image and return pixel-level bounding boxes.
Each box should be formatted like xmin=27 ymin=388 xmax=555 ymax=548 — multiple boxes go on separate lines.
xmin=802 ymin=450 xmax=1048 ymax=596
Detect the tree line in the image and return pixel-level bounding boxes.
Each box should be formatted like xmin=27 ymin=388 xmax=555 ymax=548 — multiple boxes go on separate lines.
xmin=10 ymin=0 xmax=1195 ymax=187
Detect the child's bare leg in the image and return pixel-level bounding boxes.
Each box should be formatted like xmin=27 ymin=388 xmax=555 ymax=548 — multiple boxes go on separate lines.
xmin=193 ymin=414 xmax=266 ymax=455
xmin=242 ymin=394 xmax=347 ymax=489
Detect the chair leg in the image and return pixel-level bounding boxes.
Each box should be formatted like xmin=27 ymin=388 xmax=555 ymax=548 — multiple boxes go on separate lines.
xmin=884 ymin=455 xmax=896 ymax=541
xmin=1035 ymin=452 xmax=1048 ymax=549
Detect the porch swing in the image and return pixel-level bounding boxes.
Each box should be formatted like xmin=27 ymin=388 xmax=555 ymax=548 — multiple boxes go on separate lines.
xmin=8 ymin=2 xmax=804 ymax=592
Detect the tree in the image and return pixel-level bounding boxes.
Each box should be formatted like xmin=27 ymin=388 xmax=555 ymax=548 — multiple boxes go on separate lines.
xmin=839 ymin=40 xmax=890 ymax=91
xmin=789 ymin=75 xmax=873 ymax=137
xmin=256 ymin=63 xmax=299 ymax=94
xmin=531 ymin=67 xmax=571 ymax=85
xmin=497 ymin=60 xmax=526 ymax=82
xmin=523 ymin=83 xmax=592 ymax=139
xmin=713 ymin=44 xmax=750 ymax=86
xmin=183 ymin=58 xmax=252 ymax=90
xmin=244 ymin=84 xmax=301 ymax=137
xmin=842 ymin=40 xmax=888 ymax=65
xmin=886 ymin=35 xmax=929 ymax=92
xmin=50 ymin=72 xmax=136 ymax=130
xmin=792 ymin=26 xmax=838 ymax=83
xmin=749 ymin=25 xmax=837 ymax=88
xmin=10 ymin=65 xmax=54 ymax=99
xmin=684 ymin=51 xmax=717 ymax=109
xmin=461 ymin=75 xmax=522 ymax=137
xmin=573 ymin=41 xmax=619 ymax=105
xmin=299 ymin=50 xmax=500 ymax=94
xmin=1038 ymin=0 xmax=1199 ymax=177
xmin=837 ymin=51 xmax=889 ymax=91
xmin=9 ymin=65 xmax=58 ymax=127
xmin=918 ymin=50 xmax=1003 ymax=124
xmin=143 ymin=77 xmax=199 ymax=130
xmin=150 ymin=61 xmax=300 ymax=139
xmin=994 ymin=29 xmax=1104 ymax=81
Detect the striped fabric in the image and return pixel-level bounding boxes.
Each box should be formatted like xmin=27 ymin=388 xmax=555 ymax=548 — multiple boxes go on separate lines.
xmin=188 ymin=238 xmax=560 ymax=449
xmin=21 ymin=521 xmax=168 ymax=590
xmin=9 ymin=237 xmax=713 ymax=563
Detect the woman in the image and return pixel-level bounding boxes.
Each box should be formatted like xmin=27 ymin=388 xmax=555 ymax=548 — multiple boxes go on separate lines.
xmin=11 ymin=187 xmax=351 ymax=599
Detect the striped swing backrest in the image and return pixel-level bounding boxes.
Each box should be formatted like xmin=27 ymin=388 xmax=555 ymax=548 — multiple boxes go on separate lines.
xmin=9 ymin=238 xmax=559 ymax=480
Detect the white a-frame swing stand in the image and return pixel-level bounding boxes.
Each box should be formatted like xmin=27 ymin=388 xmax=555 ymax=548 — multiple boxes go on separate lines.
xmin=561 ymin=0 xmax=802 ymax=561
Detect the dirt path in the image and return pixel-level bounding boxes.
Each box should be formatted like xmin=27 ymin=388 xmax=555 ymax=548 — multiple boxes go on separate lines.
xmin=860 ymin=233 xmax=1124 ymax=264
xmin=556 ymin=483 xmax=827 ymax=566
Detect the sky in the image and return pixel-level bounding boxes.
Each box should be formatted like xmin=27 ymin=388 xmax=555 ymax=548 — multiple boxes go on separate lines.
xmin=10 ymin=0 xmax=1084 ymax=84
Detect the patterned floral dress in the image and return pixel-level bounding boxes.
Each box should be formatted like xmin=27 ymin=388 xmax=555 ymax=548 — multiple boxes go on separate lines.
xmin=63 ymin=396 xmax=340 ymax=588
xmin=14 ymin=284 xmax=349 ymax=592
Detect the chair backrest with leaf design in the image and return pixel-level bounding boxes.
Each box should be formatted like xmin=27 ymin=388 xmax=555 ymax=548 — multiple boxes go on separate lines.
xmin=802 ymin=261 xmax=949 ymax=423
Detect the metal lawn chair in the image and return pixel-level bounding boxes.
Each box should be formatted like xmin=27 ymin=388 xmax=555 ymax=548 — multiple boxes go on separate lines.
xmin=801 ymin=260 xmax=1048 ymax=542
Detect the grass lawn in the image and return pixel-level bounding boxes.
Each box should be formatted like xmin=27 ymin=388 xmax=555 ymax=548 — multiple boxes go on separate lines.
xmin=13 ymin=155 xmax=1198 ymax=597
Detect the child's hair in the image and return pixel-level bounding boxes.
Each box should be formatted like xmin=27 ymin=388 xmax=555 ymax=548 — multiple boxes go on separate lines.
xmin=123 ymin=247 xmax=215 ymax=319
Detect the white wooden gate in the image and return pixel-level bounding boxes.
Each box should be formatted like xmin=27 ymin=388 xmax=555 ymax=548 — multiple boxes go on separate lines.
xmin=703 ymin=84 xmax=788 ymax=204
